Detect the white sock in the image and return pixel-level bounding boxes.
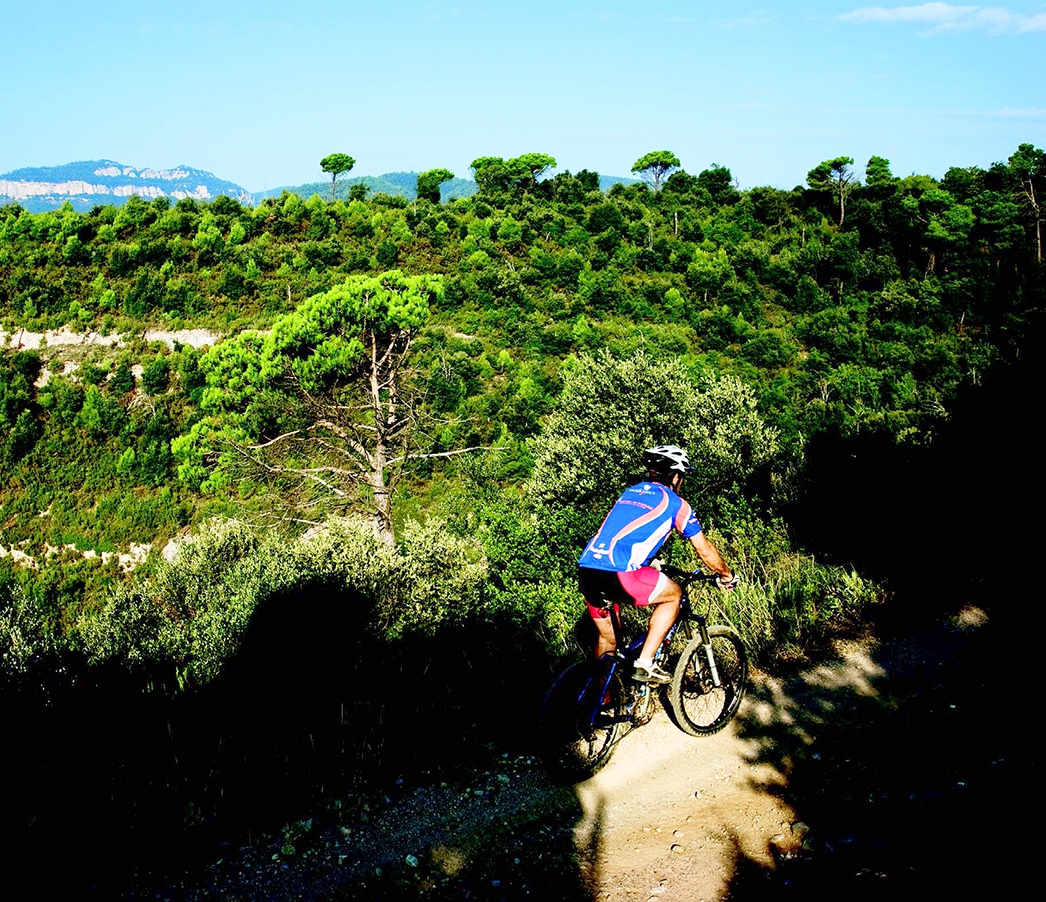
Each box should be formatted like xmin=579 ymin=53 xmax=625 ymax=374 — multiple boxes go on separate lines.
xmin=636 ymin=656 xmax=654 ymax=669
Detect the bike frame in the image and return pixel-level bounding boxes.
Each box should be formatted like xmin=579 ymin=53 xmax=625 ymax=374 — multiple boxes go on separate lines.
xmin=540 ymin=565 xmax=748 ymax=776
xmin=580 ymin=568 xmax=721 ymax=731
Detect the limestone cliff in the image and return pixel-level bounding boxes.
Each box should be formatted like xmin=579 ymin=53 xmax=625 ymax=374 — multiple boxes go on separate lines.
xmin=0 ymin=160 xmax=253 ymax=211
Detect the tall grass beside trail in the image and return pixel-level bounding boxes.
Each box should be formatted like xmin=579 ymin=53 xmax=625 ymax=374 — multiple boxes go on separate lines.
xmin=718 ymin=554 xmax=881 ymax=664
xmin=674 ymin=513 xmax=882 ymax=665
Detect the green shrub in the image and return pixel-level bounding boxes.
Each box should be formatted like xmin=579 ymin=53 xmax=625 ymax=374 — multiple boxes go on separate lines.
xmin=77 ymin=514 xmax=490 ymax=690
xmin=140 ymin=356 xmax=170 ymax=394
xmin=0 ymin=579 xmax=57 ymax=687
xmin=526 ymin=349 xmax=779 ymax=564
xmin=716 ymin=551 xmax=881 ymax=663
xmin=110 ymin=361 xmax=135 ymax=394
xmin=79 ymin=518 xmax=264 ymax=687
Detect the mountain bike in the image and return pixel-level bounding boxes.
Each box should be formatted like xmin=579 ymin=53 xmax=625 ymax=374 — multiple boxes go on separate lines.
xmin=538 ymin=565 xmax=748 ymax=778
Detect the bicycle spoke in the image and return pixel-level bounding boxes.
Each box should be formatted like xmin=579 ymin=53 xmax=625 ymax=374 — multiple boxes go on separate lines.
xmin=539 ymin=660 xmax=624 ymax=777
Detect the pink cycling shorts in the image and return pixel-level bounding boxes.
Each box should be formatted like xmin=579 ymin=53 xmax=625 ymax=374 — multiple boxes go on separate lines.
xmin=580 ymin=565 xmax=669 ymax=619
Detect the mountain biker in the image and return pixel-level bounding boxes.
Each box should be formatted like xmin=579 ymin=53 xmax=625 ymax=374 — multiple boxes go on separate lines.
xmin=577 ymin=444 xmax=737 ymax=684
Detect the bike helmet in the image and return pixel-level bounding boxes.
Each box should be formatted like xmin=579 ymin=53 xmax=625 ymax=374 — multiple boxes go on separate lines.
xmin=643 ymin=444 xmax=691 ymax=475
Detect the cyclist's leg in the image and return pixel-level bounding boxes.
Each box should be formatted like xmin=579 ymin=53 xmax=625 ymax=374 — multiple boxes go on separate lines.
xmin=590 ymin=606 xmax=616 ymax=658
xmin=579 ymin=567 xmax=625 ymax=659
xmin=640 ymin=594 xmax=681 ymax=659
xmin=618 ymin=568 xmax=682 ymax=660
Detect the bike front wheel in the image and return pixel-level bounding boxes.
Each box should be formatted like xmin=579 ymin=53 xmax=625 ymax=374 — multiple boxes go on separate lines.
xmin=668 ymin=626 xmax=748 ymax=736
xmin=538 ymin=659 xmax=624 ymax=779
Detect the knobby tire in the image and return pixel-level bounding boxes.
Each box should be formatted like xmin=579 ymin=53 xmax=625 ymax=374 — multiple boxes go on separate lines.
xmin=538 ymin=659 xmax=624 ymax=779
xmin=668 ymin=626 xmax=748 ymax=736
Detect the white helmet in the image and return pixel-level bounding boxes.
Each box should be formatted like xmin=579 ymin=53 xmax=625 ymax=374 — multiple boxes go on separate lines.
xmin=643 ymin=444 xmax=691 ymax=475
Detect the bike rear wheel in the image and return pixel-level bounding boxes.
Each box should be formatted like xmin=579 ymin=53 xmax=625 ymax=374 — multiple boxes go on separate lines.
xmin=668 ymin=626 xmax=748 ymax=736
xmin=538 ymin=659 xmax=624 ymax=778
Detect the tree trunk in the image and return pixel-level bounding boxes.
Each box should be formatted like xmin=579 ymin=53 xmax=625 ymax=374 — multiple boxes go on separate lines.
xmin=367 ymin=329 xmax=396 ymax=545
xmin=371 ymin=447 xmax=394 ymax=545
xmin=1030 ymin=180 xmax=1042 ymax=263
xmin=1018 ymin=176 xmax=1042 ymax=263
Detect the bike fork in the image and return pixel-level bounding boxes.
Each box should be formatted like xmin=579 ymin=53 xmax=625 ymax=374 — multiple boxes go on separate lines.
xmin=698 ymin=622 xmax=723 ymax=687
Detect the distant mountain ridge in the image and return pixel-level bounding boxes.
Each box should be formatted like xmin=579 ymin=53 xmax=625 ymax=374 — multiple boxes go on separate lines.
xmin=0 ymin=160 xmax=253 ymax=213
xmin=1 ymin=160 xmax=642 ymax=212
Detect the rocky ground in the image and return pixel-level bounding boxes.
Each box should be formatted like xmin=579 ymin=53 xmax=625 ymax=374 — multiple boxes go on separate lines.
xmin=1 ymin=326 xmax=219 ymax=351
xmin=118 ymin=595 xmax=1028 ymax=902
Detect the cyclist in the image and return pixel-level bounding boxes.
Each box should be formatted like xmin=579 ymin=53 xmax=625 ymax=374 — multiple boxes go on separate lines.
xmin=578 ymin=444 xmax=737 ymax=684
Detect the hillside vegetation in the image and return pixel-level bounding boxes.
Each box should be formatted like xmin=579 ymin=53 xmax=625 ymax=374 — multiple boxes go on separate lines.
xmin=1 ymin=145 xmax=1042 ymax=645
xmin=0 ymin=147 xmax=1043 ymax=889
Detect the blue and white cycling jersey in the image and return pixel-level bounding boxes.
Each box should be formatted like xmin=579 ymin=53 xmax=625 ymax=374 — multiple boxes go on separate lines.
xmin=578 ymin=481 xmax=703 ymax=572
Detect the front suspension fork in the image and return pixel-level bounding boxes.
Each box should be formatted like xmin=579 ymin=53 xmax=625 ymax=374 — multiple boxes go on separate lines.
xmin=696 ymin=618 xmax=722 ymax=687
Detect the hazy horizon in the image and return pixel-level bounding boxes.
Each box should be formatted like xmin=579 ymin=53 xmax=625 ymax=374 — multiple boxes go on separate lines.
xmin=3 ymin=2 xmax=1044 ymax=191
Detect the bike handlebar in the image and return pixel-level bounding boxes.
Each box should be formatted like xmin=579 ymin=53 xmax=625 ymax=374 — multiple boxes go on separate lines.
xmin=658 ymin=563 xmax=733 ymax=588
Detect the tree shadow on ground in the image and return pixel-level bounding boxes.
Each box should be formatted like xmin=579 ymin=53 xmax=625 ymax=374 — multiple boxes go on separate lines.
xmin=1 ymin=579 xmax=601 ymax=901
xmin=736 ymin=321 xmax=1042 ymax=897
xmin=723 ymin=589 xmax=1032 ymax=900
xmin=7 ymin=581 xmax=1029 ymax=902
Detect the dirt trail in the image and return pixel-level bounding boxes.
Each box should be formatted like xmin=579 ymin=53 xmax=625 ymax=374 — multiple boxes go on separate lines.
xmin=556 ymin=641 xmax=886 ymax=901
xmin=152 ymin=645 xmax=873 ymax=900
xmin=573 ymin=703 xmax=803 ymax=901
xmin=154 ymin=697 xmax=796 ymax=901
xmin=149 ymin=602 xmax=1024 ymax=900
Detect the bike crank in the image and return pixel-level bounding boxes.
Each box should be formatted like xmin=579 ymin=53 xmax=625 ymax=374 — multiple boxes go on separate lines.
xmin=632 ymin=683 xmax=654 ymax=726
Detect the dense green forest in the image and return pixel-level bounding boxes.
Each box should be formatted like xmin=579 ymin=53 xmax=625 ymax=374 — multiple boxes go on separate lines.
xmin=1 ymin=145 xmax=1043 ymax=891
xmin=2 ymin=147 xmax=1043 ymax=636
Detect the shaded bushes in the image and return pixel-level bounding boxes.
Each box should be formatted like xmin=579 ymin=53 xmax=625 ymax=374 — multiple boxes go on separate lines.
xmin=2 ymin=515 xmax=552 ymax=892
xmin=0 ymin=577 xmax=57 ymax=686
xmin=80 ymin=516 xmax=488 ymax=687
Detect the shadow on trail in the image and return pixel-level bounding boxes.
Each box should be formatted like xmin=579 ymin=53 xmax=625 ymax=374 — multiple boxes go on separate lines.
xmin=718 ymin=342 xmax=1042 ymax=898
xmin=728 ymin=317 xmax=1043 ymax=897
xmin=3 ymin=581 xmax=1030 ymax=901
xmin=721 ymin=590 xmax=1032 ymax=900
xmin=6 ymin=577 xmax=1031 ymax=900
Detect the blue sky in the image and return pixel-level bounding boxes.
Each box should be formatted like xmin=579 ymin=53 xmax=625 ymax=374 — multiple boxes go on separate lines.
xmin=2 ymin=1 xmax=1044 ymax=191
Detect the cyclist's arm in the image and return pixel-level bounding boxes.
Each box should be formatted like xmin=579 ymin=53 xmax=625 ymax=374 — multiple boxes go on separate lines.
xmin=688 ymin=531 xmax=734 ymax=584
